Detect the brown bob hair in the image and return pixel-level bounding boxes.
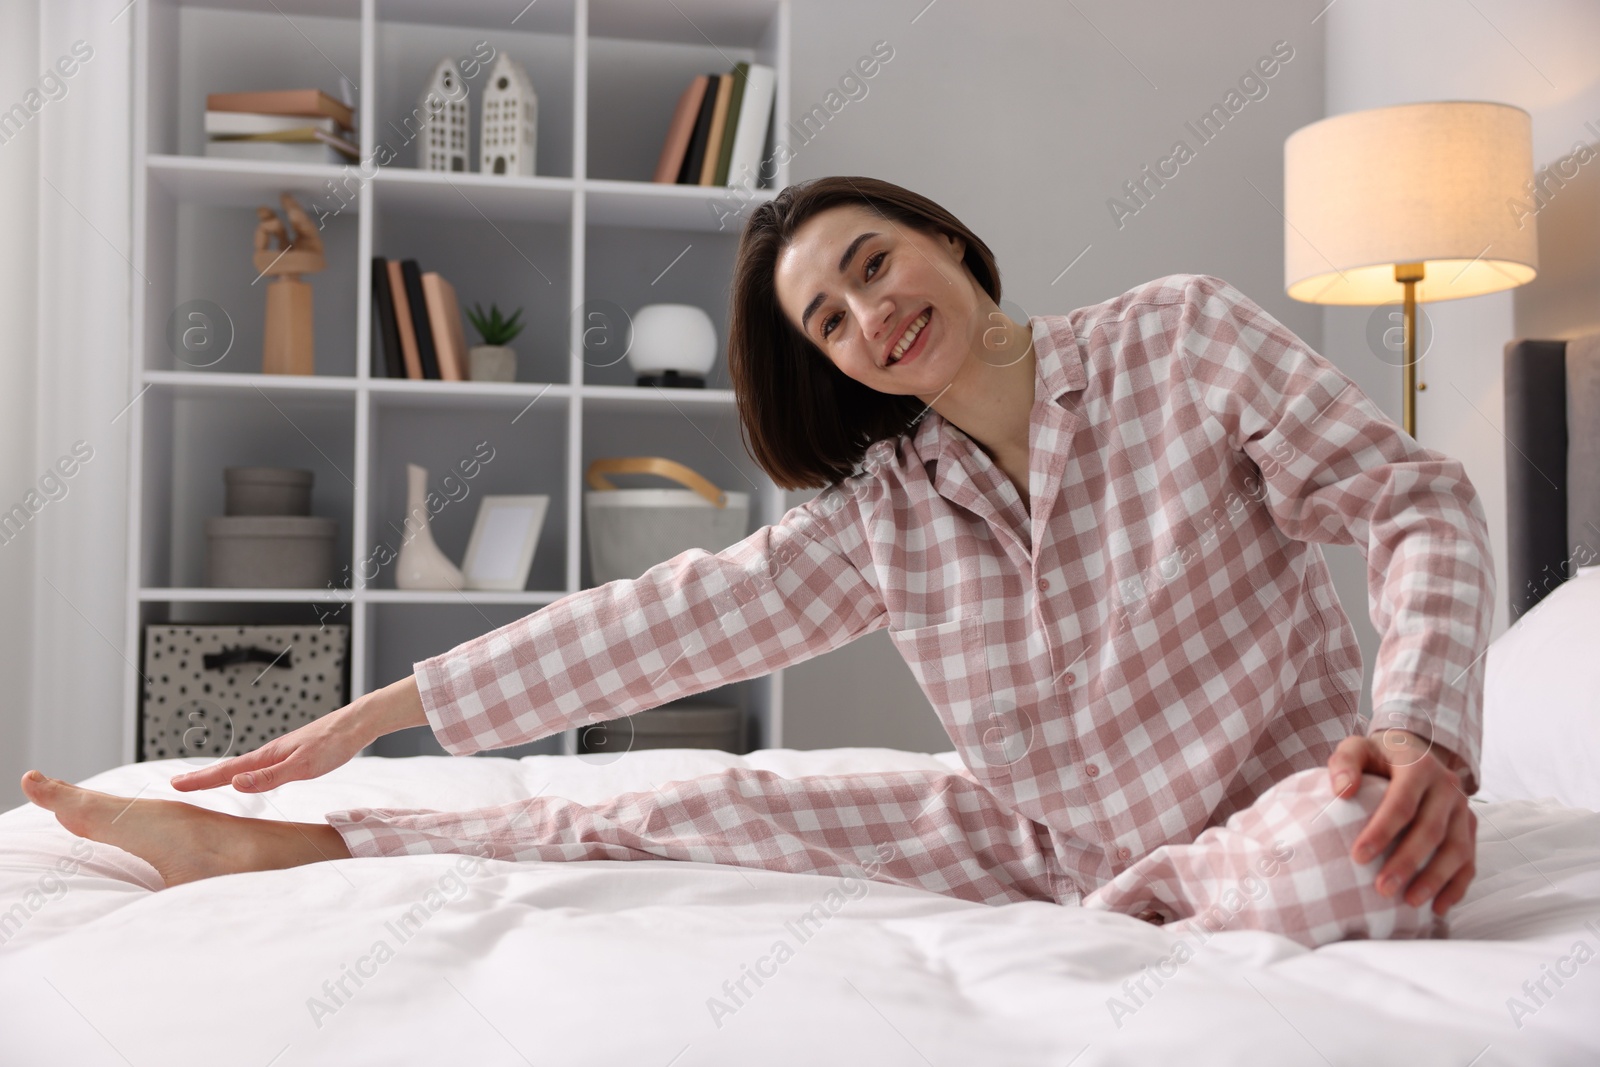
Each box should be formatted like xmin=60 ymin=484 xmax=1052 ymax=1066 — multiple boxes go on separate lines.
xmin=727 ymin=176 xmax=1002 ymax=490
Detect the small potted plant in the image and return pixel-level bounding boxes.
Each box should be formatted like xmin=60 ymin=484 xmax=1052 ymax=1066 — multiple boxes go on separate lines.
xmin=465 ymin=302 xmax=525 ymax=382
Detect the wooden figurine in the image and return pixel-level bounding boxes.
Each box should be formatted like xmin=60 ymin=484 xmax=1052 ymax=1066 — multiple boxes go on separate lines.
xmin=252 ymin=193 xmax=326 ymax=376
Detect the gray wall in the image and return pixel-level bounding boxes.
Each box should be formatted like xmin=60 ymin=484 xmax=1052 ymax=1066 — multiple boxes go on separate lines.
xmin=778 ymin=0 xmax=1330 ymax=750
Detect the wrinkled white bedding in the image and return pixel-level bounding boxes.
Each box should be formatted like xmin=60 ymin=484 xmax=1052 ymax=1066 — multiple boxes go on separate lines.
xmin=1 ymin=748 xmax=1597 ymax=1066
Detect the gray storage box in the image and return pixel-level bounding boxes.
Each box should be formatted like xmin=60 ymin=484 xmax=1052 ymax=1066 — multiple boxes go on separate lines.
xmin=578 ymin=703 xmax=746 ymax=754
xmin=224 ymin=466 xmax=313 ymax=516
xmin=205 ymin=515 xmax=338 ymax=588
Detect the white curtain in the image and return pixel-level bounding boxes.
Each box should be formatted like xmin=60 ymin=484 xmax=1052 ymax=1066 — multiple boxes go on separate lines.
xmin=0 ymin=0 xmax=133 ymax=799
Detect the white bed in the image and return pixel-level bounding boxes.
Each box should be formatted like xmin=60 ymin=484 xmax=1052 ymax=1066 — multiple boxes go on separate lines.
xmin=1 ymin=742 xmax=1597 ymax=1066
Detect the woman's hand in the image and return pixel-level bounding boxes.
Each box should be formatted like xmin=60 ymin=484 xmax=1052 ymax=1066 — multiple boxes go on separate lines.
xmin=169 ymin=674 xmax=429 ymax=793
xmin=1326 ymin=728 xmax=1477 ymax=916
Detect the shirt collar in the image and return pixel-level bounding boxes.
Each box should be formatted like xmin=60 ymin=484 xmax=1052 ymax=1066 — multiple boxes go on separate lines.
xmin=906 ymin=313 xmax=1085 ymax=482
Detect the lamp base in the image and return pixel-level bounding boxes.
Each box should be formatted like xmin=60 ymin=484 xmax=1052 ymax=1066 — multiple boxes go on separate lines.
xmin=635 ymin=370 xmax=706 ymax=389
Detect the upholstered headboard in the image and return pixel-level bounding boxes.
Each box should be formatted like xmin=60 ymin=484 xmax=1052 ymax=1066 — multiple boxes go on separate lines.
xmin=1503 ymin=333 xmax=1600 ymax=621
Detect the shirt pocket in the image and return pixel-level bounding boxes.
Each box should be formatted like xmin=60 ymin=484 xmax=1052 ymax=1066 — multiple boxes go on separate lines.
xmin=888 ymin=615 xmax=1036 ymax=779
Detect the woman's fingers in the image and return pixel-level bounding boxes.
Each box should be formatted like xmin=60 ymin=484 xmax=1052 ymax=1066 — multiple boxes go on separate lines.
xmin=232 ymin=756 xmax=300 ymax=792
xmin=1405 ymin=802 xmax=1476 ymax=910
xmin=170 ymin=744 xmax=285 ymax=791
xmin=1430 ymin=833 xmax=1477 ymax=915
xmin=1326 ymin=736 xmax=1370 ymax=797
xmin=1351 ymin=766 xmax=1424 ymax=865
xmin=1373 ymin=782 xmax=1456 ymax=899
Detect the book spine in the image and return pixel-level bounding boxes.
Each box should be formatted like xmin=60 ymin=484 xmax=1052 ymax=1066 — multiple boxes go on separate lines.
xmin=712 ymin=63 xmax=748 ymax=187
xmin=386 ymin=260 xmax=423 ymax=379
xmin=370 ymin=258 xmax=404 ymax=379
xmin=677 ymin=72 xmax=720 ymax=184
xmin=698 ymin=74 xmax=732 ymax=185
xmin=726 ymin=64 xmax=776 ymax=190
xmin=205 ymin=89 xmax=353 ymax=130
xmin=653 ymin=74 xmax=708 ymax=185
xmin=400 ymin=260 xmax=440 ymax=380
xmin=421 ymin=272 xmax=463 ymax=381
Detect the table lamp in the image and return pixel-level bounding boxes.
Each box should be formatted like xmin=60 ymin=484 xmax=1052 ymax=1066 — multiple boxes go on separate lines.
xmin=1282 ymin=101 xmax=1538 ymax=440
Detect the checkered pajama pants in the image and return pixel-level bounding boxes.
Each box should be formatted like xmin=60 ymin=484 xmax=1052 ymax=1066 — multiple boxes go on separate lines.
xmin=323 ymin=765 xmax=1446 ymax=950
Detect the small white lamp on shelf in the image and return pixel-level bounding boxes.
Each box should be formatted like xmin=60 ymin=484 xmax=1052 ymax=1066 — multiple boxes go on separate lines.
xmin=1283 ymin=100 xmax=1539 ymax=441
xmin=481 ymin=53 xmax=537 ymax=177
xmin=420 ymin=57 xmax=470 ymax=172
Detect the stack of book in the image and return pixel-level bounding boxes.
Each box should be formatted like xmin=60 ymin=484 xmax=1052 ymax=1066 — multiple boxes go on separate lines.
xmin=653 ymin=61 xmax=776 ymax=187
xmin=370 ymin=257 xmax=471 ymax=381
xmin=205 ymin=89 xmax=359 ymax=165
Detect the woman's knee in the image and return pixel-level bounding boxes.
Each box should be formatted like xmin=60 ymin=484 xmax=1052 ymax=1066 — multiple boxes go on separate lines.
xmin=1250 ymin=766 xmax=1445 ymax=943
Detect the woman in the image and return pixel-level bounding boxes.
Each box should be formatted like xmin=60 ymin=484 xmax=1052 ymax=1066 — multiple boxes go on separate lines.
xmin=21 ymin=176 xmax=1494 ymax=949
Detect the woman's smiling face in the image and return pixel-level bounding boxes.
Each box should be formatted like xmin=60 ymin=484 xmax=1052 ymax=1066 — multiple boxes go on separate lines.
xmin=773 ymin=203 xmax=984 ymax=400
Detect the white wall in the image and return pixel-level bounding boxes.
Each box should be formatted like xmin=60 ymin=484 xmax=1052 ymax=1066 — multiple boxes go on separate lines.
xmin=0 ymin=2 xmax=43 ymax=803
xmin=0 ymin=0 xmax=133 ymax=809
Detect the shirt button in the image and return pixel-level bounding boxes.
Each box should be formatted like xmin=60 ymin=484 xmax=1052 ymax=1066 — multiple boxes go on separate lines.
xmin=1063 ymin=671 xmax=1076 ymax=684
xmin=1037 ymin=577 xmax=1050 ymax=592
xmin=1085 ymin=762 xmax=1100 ymax=778
xmin=1117 ymin=846 xmax=1133 ymax=862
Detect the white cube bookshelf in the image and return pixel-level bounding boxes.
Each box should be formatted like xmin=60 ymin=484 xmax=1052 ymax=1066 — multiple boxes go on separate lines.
xmin=125 ymin=0 xmax=793 ymax=762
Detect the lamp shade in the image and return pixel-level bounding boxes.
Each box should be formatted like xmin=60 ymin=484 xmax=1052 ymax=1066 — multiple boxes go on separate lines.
xmin=1284 ymin=100 xmax=1538 ymax=305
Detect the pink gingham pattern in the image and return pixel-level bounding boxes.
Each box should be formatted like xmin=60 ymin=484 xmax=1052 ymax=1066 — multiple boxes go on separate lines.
xmin=328 ymin=273 xmax=1493 ymax=944
xmin=325 ymin=763 xmax=1442 ymax=949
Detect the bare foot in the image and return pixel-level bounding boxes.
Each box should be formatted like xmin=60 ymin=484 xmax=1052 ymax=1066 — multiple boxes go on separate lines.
xmin=19 ymin=769 xmax=351 ymax=889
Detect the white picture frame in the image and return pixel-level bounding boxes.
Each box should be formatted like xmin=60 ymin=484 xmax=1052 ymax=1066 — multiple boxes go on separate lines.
xmin=461 ymin=494 xmax=549 ymax=591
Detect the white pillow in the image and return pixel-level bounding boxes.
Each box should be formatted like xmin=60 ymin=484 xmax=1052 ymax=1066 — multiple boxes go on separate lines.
xmin=1478 ymin=564 xmax=1600 ymax=809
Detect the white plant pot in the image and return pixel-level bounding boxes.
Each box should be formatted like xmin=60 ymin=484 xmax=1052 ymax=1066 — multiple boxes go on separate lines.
xmin=469 ymin=344 xmax=517 ymax=382
xmin=626 ymin=304 xmax=716 ymax=386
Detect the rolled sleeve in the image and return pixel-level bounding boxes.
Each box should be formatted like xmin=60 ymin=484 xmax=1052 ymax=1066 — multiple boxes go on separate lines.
xmin=414 ymin=490 xmax=888 ymax=755
xmin=1169 ymin=273 xmax=1496 ymax=794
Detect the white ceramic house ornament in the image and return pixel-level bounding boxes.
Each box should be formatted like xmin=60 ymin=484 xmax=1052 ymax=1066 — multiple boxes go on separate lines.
xmin=420 ymin=57 xmax=470 ymax=172
xmin=480 ymin=53 xmax=537 ymax=176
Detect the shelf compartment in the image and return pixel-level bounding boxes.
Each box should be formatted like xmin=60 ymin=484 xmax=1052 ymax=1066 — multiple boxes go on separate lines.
xmin=152 ymin=4 xmax=363 ymax=160
xmin=585 ymin=22 xmax=778 ymax=185
xmin=155 ymin=390 xmax=357 ymax=591
xmin=364 ymin=600 xmax=566 ymax=758
xmin=581 ymin=221 xmax=740 ymax=388
xmin=144 ymin=187 xmax=361 ymax=377
xmin=578 ymin=401 xmax=764 ymax=590
xmin=372 ymin=197 xmax=573 ymax=386
xmin=374 ymin=14 xmax=577 ymax=180
xmin=366 ymin=401 xmax=569 ymax=593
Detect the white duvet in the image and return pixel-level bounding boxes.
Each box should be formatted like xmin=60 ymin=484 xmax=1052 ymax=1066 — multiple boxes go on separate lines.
xmin=1 ymin=748 xmax=1597 ymax=1066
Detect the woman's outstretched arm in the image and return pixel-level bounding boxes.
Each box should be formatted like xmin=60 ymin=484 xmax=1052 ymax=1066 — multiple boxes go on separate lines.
xmin=415 ymin=492 xmax=888 ymax=757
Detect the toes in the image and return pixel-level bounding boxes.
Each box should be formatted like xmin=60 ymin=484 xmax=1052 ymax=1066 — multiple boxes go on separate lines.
xmin=20 ymin=770 xmax=59 ymax=807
